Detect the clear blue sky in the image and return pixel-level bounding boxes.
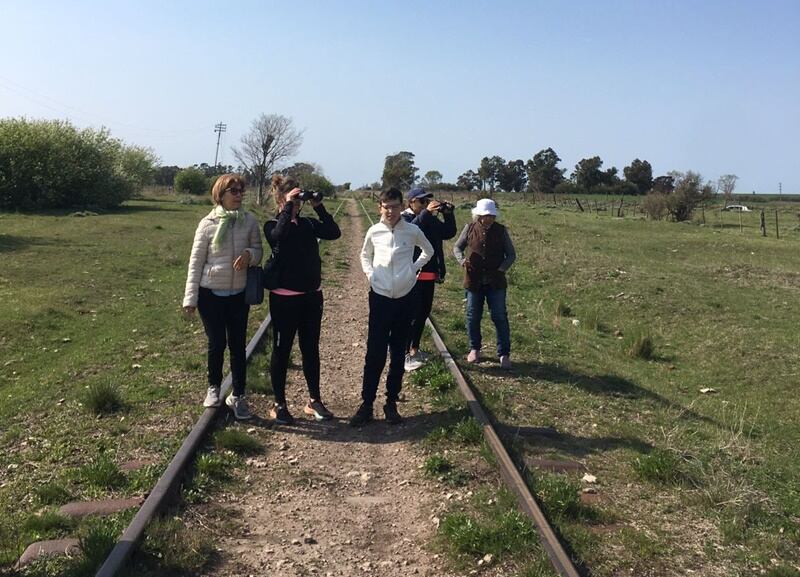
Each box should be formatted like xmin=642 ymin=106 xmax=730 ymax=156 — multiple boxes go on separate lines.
xmin=2 ymin=0 xmax=798 ymax=192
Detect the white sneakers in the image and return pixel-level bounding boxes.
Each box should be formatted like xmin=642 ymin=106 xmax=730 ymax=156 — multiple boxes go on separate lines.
xmin=404 ymin=353 xmax=424 ymax=372
xmin=203 ymin=386 xmax=221 ymax=407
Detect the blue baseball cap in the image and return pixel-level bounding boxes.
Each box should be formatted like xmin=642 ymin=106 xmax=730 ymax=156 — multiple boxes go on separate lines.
xmin=407 ymin=187 xmax=432 ymax=201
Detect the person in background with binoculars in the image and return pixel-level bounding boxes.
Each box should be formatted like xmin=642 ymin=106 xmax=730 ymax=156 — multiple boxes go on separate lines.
xmin=401 ymin=187 xmax=457 ymax=371
xmin=263 ymin=174 xmax=341 ymax=425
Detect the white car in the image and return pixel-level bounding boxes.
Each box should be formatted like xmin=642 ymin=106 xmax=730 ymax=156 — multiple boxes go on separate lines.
xmin=722 ymin=204 xmax=751 ymax=212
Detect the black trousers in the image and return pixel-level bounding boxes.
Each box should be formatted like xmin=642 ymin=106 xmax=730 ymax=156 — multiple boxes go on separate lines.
xmin=407 ymin=280 xmax=436 ymax=352
xmin=197 ymin=288 xmax=249 ymax=397
xmin=269 ymin=291 xmax=324 ymax=405
xmin=361 ymin=289 xmax=415 ymax=405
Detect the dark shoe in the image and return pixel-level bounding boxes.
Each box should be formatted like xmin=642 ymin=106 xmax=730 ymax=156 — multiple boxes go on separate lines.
xmin=304 ymin=399 xmax=334 ymax=421
xmin=270 ymin=403 xmax=294 ymax=425
xmin=349 ymin=403 xmax=373 ymax=427
xmin=383 ymin=402 xmax=402 ymax=425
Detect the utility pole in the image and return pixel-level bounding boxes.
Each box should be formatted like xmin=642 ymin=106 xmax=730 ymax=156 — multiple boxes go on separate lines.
xmin=213 ymin=122 xmax=227 ymax=172
xmin=779 ymin=182 xmax=782 ymax=196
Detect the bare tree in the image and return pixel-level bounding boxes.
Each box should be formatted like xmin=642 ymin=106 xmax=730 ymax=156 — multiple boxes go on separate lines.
xmin=232 ymin=114 xmax=303 ymax=204
xmin=717 ymin=174 xmax=738 ymax=204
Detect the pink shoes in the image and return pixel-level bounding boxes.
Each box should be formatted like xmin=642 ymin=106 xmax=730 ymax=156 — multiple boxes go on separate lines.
xmin=466 ymin=349 xmax=480 ymax=363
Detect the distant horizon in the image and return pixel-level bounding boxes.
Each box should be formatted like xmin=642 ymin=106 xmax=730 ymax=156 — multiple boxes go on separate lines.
xmin=2 ymin=1 xmax=798 ymax=194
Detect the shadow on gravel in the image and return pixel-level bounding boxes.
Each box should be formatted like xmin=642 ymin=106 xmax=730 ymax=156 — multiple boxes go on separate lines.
xmin=259 ymin=409 xmax=454 ymax=445
xmin=479 ymin=359 xmax=720 ymax=428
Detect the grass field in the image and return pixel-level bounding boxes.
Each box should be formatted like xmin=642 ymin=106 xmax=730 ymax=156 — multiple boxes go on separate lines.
xmin=2 ymin=191 xmax=799 ymax=576
xmin=425 ymin=193 xmax=800 ymax=576
xmin=0 ymin=195 xmax=273 ymax=570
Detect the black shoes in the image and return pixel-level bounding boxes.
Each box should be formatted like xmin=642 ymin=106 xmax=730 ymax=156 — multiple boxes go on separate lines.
xmin=270 ymin=403 xmax=295 ymax=425
xmin=349 ymin=403 xmax=374 ymax=427
xmin=383 ymin=402 xmax=402 ymax=425
xmin=349 ymin=402 xmax=403 ymax=426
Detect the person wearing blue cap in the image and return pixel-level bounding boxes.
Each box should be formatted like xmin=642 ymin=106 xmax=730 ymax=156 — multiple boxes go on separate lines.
xmin=401 ymin=187 xmax=457 ymax=370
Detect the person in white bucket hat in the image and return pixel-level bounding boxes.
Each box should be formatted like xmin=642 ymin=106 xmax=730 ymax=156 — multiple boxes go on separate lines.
xmin=453 ymin=198 xmax=516 ymax=369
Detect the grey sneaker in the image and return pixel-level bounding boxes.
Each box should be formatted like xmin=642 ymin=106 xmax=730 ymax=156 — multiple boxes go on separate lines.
xmin=203 ymin=386 xmax=221 ymax=408
xmin=226 ymin=394 xmax=253 ymax=420
xmin=499 ymin=355 xmax=512 ymax=370
xmin=413 ymin=350 xmax=431 ymax=362
xmin=304 ymin=399 xmax=334 ymax=421
xmin=404 ymin=353 xmax=424 ymax=372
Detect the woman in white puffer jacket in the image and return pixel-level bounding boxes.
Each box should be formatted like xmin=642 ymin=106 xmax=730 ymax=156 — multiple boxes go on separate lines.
xmin=182 ymin=173 xmax=262 ymax=419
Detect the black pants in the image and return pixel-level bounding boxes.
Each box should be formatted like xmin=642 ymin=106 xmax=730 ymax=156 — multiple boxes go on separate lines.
xmin=197 ymin=288 xmax=249 ymax=397
xmin=269 ymin=291 xmax=324 ymax=405
xmin=361 ymin=289 xmax=415 ymax=405
xmin=407 ymin=280 xmax=436 ymax=352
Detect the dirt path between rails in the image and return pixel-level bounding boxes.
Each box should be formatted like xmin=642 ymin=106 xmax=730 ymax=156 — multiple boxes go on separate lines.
xmin=197 ymin=200 xmax=462 ymax=577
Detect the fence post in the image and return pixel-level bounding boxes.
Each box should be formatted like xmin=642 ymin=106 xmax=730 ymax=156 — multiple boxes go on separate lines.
xmin=760 ymin=209 xmax=766 ymax=237
xmin=775 ymin=210 xmax=780 ymax=239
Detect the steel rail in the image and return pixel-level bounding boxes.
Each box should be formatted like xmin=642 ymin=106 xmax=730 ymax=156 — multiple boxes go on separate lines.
xmin=356 ymin=194 xmax=580 ymax=577
xmin=95 ymin=199 xmax=345 ymax=577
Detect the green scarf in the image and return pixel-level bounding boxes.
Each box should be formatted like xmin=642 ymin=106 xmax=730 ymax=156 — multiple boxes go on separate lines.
xmin=212 ymin=206 xmax=243 ymax=250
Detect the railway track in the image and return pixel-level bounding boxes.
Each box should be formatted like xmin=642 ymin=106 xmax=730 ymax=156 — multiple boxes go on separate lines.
xmin=95 ymin=196 xmax=580 ymax=577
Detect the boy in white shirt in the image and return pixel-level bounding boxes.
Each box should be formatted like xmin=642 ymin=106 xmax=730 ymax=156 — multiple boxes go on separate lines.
xmin=350 ymin=187 xmax=433 ymax=426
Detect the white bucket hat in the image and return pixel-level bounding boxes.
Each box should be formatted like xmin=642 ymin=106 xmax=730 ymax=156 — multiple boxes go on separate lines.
xmin=472 ymin=198 xmax=497 ymax=217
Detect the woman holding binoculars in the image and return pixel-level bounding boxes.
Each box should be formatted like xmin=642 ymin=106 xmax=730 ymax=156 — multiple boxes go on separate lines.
xmin=401 ymin=187 xmax=457 ymax=371
xmin=263 ymin=174 xmax=341 ymax=424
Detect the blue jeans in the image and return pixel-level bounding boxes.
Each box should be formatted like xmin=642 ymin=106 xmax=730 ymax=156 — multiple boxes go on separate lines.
xmin=466 ymin=286 xmax=510 ymax=357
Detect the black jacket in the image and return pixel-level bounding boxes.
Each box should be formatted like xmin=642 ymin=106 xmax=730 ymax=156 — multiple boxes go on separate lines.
xmin=264 ymin=203 xmax=341 ymax=292
xmin=401 ymin=207 xmax=457 ymax=280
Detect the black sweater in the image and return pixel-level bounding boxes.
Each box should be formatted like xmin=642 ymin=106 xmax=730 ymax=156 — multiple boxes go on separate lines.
xmin=264 ymin=203 xmax=341 ymax=292
xmin=401 ymin=208 xmax=457 ymax=280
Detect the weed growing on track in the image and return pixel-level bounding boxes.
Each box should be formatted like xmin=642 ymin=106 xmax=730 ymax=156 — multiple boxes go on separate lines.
xmin=409 ymin=359 xmax=454 ymax=395
xmin=130 ymin=516 xmax=215 ymax=576
xmin=438 ymin=487 xmax=557 ymax=576
xmin=427 ymin=417 xmax=483 ymax=446
xmin=213 ymin=429 xmax=263 ymax=455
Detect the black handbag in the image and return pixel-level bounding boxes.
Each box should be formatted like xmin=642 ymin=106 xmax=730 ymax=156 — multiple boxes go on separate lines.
xmin=262 ymin=253 xmax=280 ymax=290
xmin=245 ymin=266 xmax=264 ymax=305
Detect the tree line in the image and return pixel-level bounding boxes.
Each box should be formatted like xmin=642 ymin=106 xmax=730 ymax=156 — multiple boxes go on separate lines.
xmin=381 ymin=148 xmax=738 ymax=221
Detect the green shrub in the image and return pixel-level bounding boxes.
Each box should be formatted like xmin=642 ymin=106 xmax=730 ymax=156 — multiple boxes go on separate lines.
xmin=174 ymin=168 xmax=211 ymax=196
xmin=0 ymin=117 xmax=157 ymax=209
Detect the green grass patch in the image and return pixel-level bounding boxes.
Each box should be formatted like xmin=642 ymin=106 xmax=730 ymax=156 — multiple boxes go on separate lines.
xmin=82 ymin=382 xmax=124 ymax=415
xmin=34 ymin=482 xmax=73 ymax=506
xmin=409 ymin=359 xmax=454 ymax=395
xmin=74 ymin=454 xmax=126 ymax=490
xmin=632 ymin=449 xmax=686 ymax=485
xmin=213 ymin=428 xmax=263 ymax=456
